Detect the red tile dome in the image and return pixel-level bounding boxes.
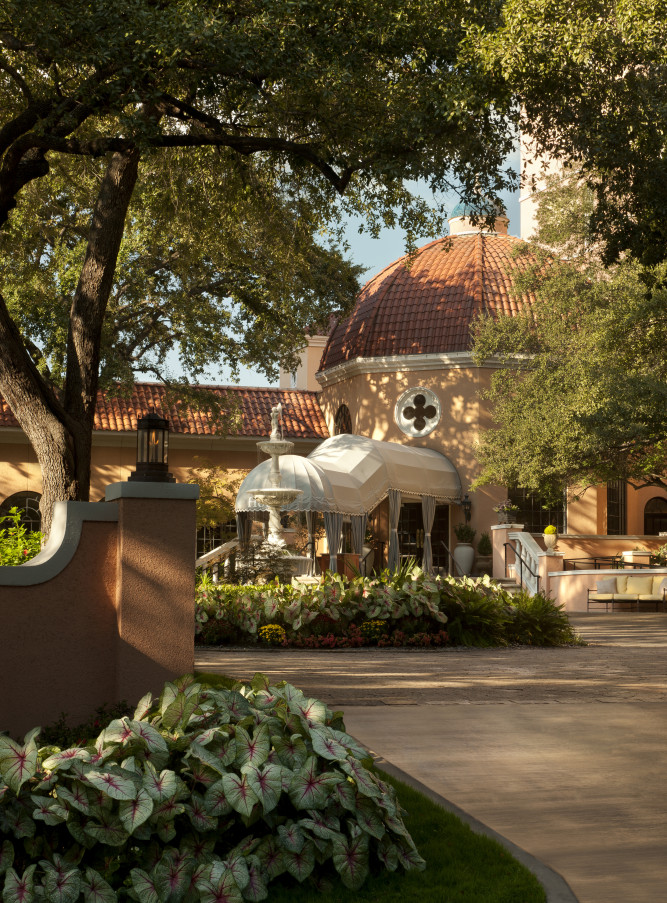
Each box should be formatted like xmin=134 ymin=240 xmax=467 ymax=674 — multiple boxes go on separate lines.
xmin=319 ymin=232 xmax=539 ymax=371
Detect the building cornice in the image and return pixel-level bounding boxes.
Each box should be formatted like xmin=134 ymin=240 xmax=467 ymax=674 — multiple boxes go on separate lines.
xmin=316 ymin=352 xmax=518 ymax=388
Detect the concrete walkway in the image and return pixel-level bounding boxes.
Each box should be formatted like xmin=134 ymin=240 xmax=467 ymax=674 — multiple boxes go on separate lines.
xmin=196 ymin=613 xmax=667 ymax=903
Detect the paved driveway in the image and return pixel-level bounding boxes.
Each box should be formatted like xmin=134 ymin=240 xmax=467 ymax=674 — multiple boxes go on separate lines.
xmin=196 ymin=613 xmax=667 ymax=903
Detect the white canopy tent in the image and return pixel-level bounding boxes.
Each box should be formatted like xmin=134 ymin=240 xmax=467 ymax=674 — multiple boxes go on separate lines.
xmin=234 ymin=434 xmax=462 ymax=572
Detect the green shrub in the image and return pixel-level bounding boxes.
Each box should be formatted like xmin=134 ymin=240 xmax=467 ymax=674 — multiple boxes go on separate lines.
xmin=453 ymin=524 xmax=476 ymax=544
xmin=195 ymin=569 xmax=576 ymax=649
xmin=506 ymin=593 xmax=579 ymax=646
xmin=476 ymin=532 xmax=492 ymax=556
xmin=0 ymin=675 xmax=425 ymax=902
xmin=0 ymin=507 xmax=43 ymax=565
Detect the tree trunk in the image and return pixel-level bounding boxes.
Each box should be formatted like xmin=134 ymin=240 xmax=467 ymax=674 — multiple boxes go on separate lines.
xmin=0 ymin=149 xmax=140 ymax=535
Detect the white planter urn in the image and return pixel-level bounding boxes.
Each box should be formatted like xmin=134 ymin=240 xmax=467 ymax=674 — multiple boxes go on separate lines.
xmin=543 ymin=532 xmax=558 ymax=554
xmin=452 ymin=543 xmax=475 ymax=577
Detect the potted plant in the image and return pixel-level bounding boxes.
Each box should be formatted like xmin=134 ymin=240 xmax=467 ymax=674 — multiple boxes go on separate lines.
xmin=543 ymin=524 xmax=558 ymax=553
xmin=453 ymin=523 xmax=476 ymax=576
xmin=493 ymin=499 xmax=520 ymax=524
xmin=474 ymin=531 xmax=493 ymax=576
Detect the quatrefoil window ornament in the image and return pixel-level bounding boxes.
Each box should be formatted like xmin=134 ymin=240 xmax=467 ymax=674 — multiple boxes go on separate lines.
xmin=395 ymin=387 xmax=441 ymax=437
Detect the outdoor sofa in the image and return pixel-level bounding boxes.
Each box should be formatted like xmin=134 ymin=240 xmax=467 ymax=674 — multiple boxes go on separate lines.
xmin=587 ymin=573 xmax=667 ymax=612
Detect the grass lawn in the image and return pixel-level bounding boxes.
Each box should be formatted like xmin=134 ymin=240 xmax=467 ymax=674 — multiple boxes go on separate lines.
xmin=196 ymin=672 xmax=547 ymax=903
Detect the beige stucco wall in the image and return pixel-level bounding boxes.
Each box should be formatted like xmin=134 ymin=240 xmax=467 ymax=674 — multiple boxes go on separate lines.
xmin=279 ymin=335 xmax=328 ymax=391
xmin=319 ymin=365 xmax=503 ymax=541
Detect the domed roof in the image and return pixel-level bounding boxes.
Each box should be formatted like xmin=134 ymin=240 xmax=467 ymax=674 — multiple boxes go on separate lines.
xmin=319 ymin=232 xmax=538 ymax=372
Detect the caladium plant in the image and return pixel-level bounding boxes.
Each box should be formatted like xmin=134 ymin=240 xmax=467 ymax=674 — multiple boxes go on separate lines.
xmin=0 ymin=675 xmax=424 ymax=902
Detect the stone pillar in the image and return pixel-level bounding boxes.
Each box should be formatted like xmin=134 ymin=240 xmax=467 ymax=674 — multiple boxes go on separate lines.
xmin=490 ymin=523 xmax=524 ymax=580
xmin=539 ymin=549 xmax=565 ymax=599
xmin=105 ymin=482 xmax=199 ymax=706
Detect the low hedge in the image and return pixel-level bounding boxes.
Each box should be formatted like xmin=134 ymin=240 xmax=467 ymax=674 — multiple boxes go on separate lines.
xmin=195 ymin=569 xmax=578 ymax=648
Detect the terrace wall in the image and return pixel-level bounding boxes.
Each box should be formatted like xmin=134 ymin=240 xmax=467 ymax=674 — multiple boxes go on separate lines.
xmin=0 ymin=483 xmax=198 ymax=738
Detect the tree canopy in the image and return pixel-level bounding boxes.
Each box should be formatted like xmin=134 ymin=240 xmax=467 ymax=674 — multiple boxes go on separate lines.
xmin=0 ymin=0 xmax=518 ymax=529
xmin=472 ymin=176 xmax=667 ymax=499
xmin=479 ymin=0 xmax=667 ymax=265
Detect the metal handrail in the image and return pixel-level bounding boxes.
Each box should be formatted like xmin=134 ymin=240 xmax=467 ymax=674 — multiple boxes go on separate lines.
xmin=504 ymin=541 xmax=540 ymax=592
xmin=440 ymin=540 xmax=464 ymax=577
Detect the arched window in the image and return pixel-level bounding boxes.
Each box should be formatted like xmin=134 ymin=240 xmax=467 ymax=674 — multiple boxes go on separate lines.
xmin=334 ymin=404 xmax=352 ymax=435
xmin=0 ymin=491 xmax=42 ymax=533
xmin=644 ymin=497 xmax=667 ymax=535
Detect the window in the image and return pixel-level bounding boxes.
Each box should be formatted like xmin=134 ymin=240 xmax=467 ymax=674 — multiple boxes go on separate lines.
xmin=196 ymin=518 xmax=236 ymax=558
xmin=508 ymin=488 xmax=565 ymax=534
xmin=644 ymin=497 xmax=667 ymax=535
xmin=606 ymin=480 xmax=627 ymax=535
xmin=334 ymin=404 xmax=352 ymax=435
xmin=394 ymin=386 xmax=441 ymax=437
xmin=397 ymin=502 xmax=450 ymax=569
xmin=0 ymin=491 xmax=42 ymax=532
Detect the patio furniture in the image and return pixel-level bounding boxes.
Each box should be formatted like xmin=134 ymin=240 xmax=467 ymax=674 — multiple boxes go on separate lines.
xmin=587 ymin=574 xmax=667 ymax=611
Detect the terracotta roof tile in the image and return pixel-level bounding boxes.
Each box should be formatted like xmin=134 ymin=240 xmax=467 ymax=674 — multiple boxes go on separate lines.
xmin=0 ymin=384 xmax=328 ymax=440
xmin=320 ymin=233 xmax=539 ymax=370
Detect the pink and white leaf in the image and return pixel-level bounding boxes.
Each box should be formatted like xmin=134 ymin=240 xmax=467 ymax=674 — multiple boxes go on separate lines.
xmin=0 ymin=738 xmax=37 ymax=793
xmin=119 ymin=788 xmax=154 ymax=834
xmin=244 ymin=763 xmax=283 ymax=814
xmin=41 ymin=748 xmax=91 ymax=773
xmin=332 ymin=833 xmax=370 ymax=890
xmin=130 ymin=870 xmax=159 ymax=903
xmin=142 ymin=762 xmax=178 ymax=803
xmin=84 ymin=770 xmax=137 ymax=801
xmin=3 ymin=865 xmax=37 ymax=903
xmin=81 ymin=869 xmax=117 ymax=903
xmin=283 ymin=843 xmax=315 ymax=883
xmin=220 ymin=774 xmax=258 ymax=819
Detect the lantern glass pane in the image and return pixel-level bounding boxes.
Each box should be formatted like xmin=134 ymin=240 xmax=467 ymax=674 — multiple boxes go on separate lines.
xmin=147 ymin=429 xmax=163 ymax=464
xmin=137 ymin=429 xmax=149 ymax=464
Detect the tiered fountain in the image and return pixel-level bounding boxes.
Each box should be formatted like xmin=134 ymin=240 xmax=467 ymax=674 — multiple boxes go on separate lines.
xmin=251 ymin=403 xmax=302 ymax=545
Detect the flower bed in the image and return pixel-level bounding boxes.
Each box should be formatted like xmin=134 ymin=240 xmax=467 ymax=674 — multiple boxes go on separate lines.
xmin=195 ymin=568 xmax=578 ymax=648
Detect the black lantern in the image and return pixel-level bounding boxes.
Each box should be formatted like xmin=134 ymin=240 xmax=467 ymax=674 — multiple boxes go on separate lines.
xmin=461 ymin=493 xmax=472 ymax=523
xmin=128 ymin=411 xmax=175 ymax=483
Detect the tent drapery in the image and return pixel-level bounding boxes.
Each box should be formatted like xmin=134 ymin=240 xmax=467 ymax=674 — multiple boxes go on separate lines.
xmin=323 ymin=511 xmax=344 ymax=572
xmin=387 ymin=489 xmax=401 ymax=572
xmin=235 ymin=512 xmax=253 ymax=550
xmin=421 ymin=495 xmax=436 ymax=574
xmin=350 ymin=514 xmax=367 ymax=557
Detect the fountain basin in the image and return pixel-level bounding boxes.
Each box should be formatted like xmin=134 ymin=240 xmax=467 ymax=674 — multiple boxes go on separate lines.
xmin=257 ymin=440 xmax=294 ymax=457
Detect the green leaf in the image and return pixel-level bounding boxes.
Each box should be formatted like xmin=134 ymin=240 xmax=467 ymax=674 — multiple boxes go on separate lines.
xmin=154 ymin=852 xmax=192 ymax=903
xmin=277 ymin=823 xmax=304 ymax=853
xmin=233 ymin=725 xmax=269 ymax=769
xmin=332 ymin=833 xmax=370 ymax=890
xmin=84 ymin=812 xmax=128 ymax=847
xmin=340 ymin=758 xmax=381 ymax=798
xmin=299 ymin=810 xmax=342 ymax=842
xmin=0 ymin=737 xmax=38 ymax=793
xmin=42 ymin=862 xmax=81 ymax=903
xmin=197 ymin=869 xmax=242 ymax=903
xmin=220 ymin=774 xmax=258 ymax=818
xmin=130 ymin=870 xmax=159 ymax=903
xmin=244 ymin=763 xmax=283 ymax=814
xmin=255 ymin=837 xmax=284 ymax=881
xmin=183 ymin=792 xmax=218 ymax=832
xmin=41 ymin=749 xmax=92 ymax=772
xmin=288 ymin=757 xmax=331 ymax=810
xmin=354 ymin=799 xmax=386 ymax=839
xmin=283 ymin=842 xmax=315 ymax=883
xmin=133 ymin=693 xmax=153 ymax=721
xmin=0 ymin=842 xmax=13 ymax=877
xmin=127 ymin=722 xmax=168 ymax=760
xmin=241 ymin=860 xmax=267 ymax=903
xmin=119 ymin=788 xmax=154 ymax=834
xmin=203 ymin=780 xmax=232 ymax=817
xmin=142 ymin=763 xmax=178 ymax=802
xmin=310 ymin=727 xmax=348 ymax=762
xmin=81 ymin=869 xmax=117 ymax=903
xmin=162 ymin=694 xmax=201 ymax=731
xmin=30 ymin=795 xmax=68 ymax=826
xmin=270 ymin=734 xmax=307 ymax=770
xmin=3 ymin=866 xmax=37 ymax=903
xmin=57 ymin=784 xmax=91 ymax=815
xmin=85 ymin=769 xmax=137 ymax=800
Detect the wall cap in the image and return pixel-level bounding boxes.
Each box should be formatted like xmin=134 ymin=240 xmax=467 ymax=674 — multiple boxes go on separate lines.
xmin=0 ymin=501 xmax=118 ymax=587
xmin=105 ymin=482 xmax=200 ymax=501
